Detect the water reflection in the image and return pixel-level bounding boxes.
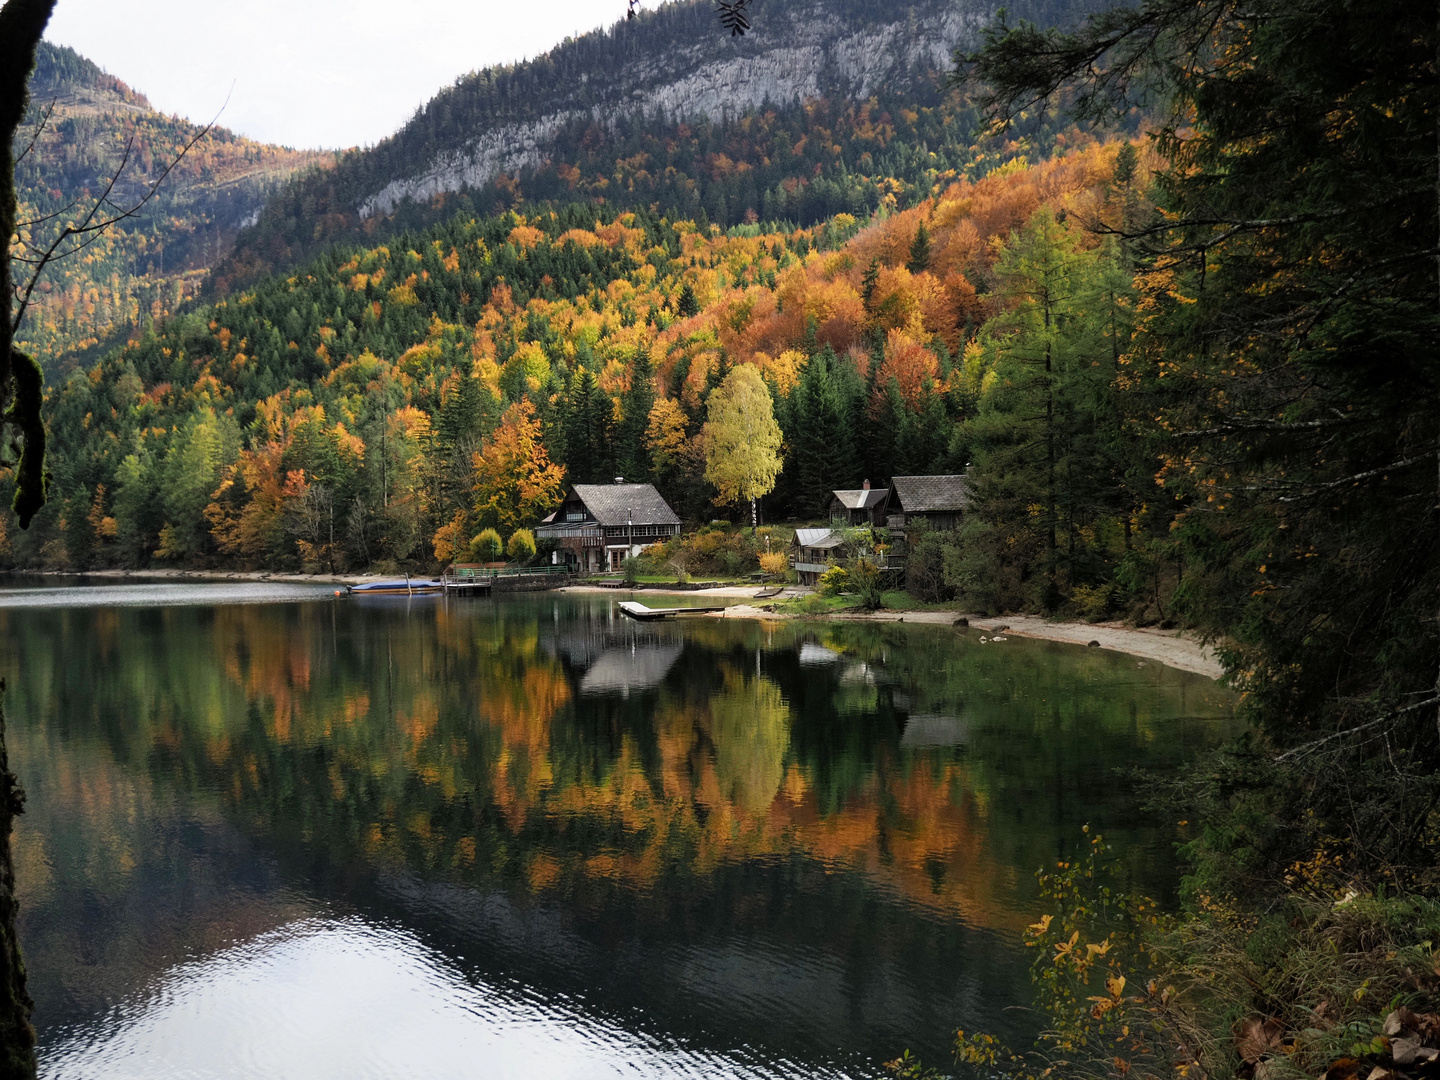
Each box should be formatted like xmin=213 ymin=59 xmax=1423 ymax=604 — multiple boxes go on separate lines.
xmin=1 ymin=592 xmax=1235 ymax=1078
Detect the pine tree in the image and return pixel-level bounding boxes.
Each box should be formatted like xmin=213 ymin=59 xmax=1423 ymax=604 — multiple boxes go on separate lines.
xmin=615 ymin=345 xmax=656 ymax=482
xmin=675 ymin=281 xmax=699 ymax=318
xmin=905 ymin=222 xmax=930 ymax=274
xmin=860 ymin=257 xmax=880 ymax=309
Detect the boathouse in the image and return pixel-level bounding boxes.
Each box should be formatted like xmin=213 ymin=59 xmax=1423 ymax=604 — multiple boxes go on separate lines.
xmin=829 ymin=481 xmax=890 ymax=527
xmin=537 ymin=482 xmax=681 ymax=574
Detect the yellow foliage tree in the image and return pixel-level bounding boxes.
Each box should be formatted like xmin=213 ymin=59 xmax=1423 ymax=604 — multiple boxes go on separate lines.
xmin=471 ymin=400 xmax=565 ymax=535
xmin=701 ymin=364 xmax=782 ymax=527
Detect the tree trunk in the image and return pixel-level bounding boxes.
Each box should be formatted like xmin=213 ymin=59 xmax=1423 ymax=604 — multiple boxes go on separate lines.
xmin=0 ymin=5 xmax=60 ymax=1075
xmin=0 ymin=691 xmax=35 ymax=1080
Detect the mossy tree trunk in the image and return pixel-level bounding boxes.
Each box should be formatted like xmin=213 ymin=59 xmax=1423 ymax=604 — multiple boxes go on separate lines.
xmin=0 ymin=3 xmax=59 ymax=1076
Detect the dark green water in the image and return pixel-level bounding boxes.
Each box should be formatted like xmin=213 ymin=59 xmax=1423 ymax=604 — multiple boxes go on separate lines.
xmin=0 ymin=584 xmax=1234 ymax=1079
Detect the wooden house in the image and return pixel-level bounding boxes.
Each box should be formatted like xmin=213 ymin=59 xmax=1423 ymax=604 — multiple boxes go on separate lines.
xmin=887 ymin=474 xmax=971 ymax=533
xmin=829 ymin=481 xmax=890 ymax=527
xmin=537 ymin=483 xmax=681 ymax=573
xmin=790 ymin=527 xmax=845 ymax=586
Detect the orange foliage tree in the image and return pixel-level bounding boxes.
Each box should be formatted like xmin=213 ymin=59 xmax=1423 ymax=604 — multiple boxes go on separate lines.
xmin=470 ymin=401 xmax=565 ymax=536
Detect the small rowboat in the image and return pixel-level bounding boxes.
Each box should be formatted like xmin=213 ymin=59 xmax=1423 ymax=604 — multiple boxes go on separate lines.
xmin=348 ymin=579 xmax=443 ymax=596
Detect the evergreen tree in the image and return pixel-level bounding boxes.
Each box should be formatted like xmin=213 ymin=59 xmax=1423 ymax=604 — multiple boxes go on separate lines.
xmin=791 ymin=348 xmax=858 ymax=514
xmin=563 ymin=368 xmax=614 ymax=484
xmin=676 ymin=281 xmax=700 ymax=318
xmin=905 ymin=221 xmax=930 ymax=274
xmin=860 ymin=257 xmax=881 ymax=309
xmin=615 ymin=346 xmax=656 ymax=482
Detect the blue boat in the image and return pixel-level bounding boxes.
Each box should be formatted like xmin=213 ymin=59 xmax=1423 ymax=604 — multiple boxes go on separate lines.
xmin=347 ymin=579 xmax=443 ymax=596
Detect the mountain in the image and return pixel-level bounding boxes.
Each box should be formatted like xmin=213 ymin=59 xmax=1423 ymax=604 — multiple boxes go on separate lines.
xmin=217 ymin=0 xmax=1093 ymax=293
xmin=13 ymin=43 xmax=329 ymax=373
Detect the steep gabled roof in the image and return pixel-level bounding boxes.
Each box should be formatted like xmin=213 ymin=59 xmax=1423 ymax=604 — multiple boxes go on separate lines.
xmin=570 ymin=484 xmax=681 ymax=527
xmin=793 ymin=527 xmax=845 ymax=549
xmin=832 ymin=487 xmax=890 ymax=510
xmin=890 ymin=474 xmax=971 ymax=514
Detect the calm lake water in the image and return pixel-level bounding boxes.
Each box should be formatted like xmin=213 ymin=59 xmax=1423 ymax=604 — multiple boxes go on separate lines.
xmin=1 ymin=584 xmax=1235 ymax=1079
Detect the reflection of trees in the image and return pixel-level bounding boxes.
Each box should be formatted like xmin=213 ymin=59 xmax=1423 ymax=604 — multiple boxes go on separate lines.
xmin=705 ymin=672 xmax=790 ymax=815
xmin=0 ymin=601 xmax=1234 ymax=945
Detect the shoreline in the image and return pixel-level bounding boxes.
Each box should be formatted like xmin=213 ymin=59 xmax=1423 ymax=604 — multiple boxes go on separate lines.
xmin=559 ymin=585 xmax=1225 ymax=679
xmin=5 ymin=572 xmax=1223 ymax=679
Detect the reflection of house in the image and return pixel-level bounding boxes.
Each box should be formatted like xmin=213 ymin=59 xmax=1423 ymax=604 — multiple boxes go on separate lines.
xmin=790 ymin=528 xmax=845 ymax=586
xmin=887 ymin=474 xmax=970 ymax=533
xmin=798 ymin=642 xmax=841 ymax=666
xmin=578 ymin=644 xmax=684 ymax=697
xmin=900 ymin=714 xmax=971 ymax=748
xmin=537 ymin=483 xmax=681 ymax=573
xmin=830 ymin=481 xmax=889 ymax=527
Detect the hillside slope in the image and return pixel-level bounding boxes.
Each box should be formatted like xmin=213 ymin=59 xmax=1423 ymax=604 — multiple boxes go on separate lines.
xmin=7 ymin=140 xmax=1135 ymax=573
xmin=218 ymin=0 xmax=1092 ymax=292
xmin=13 ymin=43 xmax=329 ymax=373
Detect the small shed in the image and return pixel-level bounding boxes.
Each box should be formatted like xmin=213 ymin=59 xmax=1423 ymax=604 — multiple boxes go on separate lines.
xmin=790 ymin=527 xmax=845 ymax=586
xmin=887 ymin=474 xmax=971 ymax=533
xmin=830 ymin=481 xmax=890 ymax=527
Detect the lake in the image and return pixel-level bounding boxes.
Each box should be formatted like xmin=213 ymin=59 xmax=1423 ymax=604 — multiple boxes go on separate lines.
xmin=0 ymin=584 xmax=1234 ymax=1079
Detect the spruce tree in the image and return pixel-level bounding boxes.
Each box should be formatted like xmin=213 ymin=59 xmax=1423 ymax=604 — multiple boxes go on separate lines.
xmin=905 ymin=222 xmax=930 ymax=274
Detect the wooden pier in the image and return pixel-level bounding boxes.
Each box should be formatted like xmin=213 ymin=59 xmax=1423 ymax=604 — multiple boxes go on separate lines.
xmin=618 ymin=600 xmax=726 ymax=621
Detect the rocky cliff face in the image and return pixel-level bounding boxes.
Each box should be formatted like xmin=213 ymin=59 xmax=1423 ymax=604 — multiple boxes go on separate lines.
xmin=215 ymin=0 xmax=1089 ymax=293
xmin=358 ymin=0 xmax=996 ymax=218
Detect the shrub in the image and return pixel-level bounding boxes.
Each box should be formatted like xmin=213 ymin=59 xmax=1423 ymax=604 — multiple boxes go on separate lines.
xmin=905 ymin=531 xmax=957 ymax=603
xmin=1071 ymin=581 xmax=1122 ymax=622
xmin=758 ymin=552 xmax=789 ymax=579
xmin=468 ymin=528 xmax=503 ymax=563
xmin=818 ymin=565 xmax=849 ymax=596
xmin=648 ymin=527 xmax=759 ymax=577
xmin=507 ymin=528 xmax=537 ymax=562
xmin=620 ymin=555 xmax=642 ymax=584
xmin=849 ymin=556 xmax=885 ymax=609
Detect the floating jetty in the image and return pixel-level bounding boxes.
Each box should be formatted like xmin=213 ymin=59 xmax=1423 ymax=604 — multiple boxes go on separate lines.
xmin=618 ymin=600 xmax=726 ymax=621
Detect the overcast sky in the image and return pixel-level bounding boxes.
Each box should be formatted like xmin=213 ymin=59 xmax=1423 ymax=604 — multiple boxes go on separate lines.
xmin=44 ymin=0 xmax=631 ymax=150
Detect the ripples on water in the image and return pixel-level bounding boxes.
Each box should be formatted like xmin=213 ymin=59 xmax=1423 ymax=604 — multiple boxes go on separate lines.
xmin=2 ymin=587 xmax=1236 ymax=1079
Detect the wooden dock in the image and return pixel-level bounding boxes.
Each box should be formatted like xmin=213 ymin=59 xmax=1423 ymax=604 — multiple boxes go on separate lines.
xmin=618 ymin=600 xmax=726 ymax=621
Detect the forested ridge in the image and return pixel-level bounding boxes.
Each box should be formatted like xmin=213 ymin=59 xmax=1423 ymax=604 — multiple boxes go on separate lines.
xmin=7 ymin=139 xmax=1162 ymax=613
xmin=12 ymin=43 xmax=328 ymax=374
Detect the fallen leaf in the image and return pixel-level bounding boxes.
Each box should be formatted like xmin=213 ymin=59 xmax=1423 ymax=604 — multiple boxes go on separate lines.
xmin=1392 ymin=1038 xmax=1439 ymax=1068
xmin=1322 ymin=1058 xmax=1366 ymax=1080
xmin=1383 ymin=1009 xmax=1419 ymax=1039
xmin=1235 ymin=1017 xmax=1286 ymax=1065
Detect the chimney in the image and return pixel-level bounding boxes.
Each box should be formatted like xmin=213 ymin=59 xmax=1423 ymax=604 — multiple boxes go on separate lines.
xmin=862 ymin=479 xmax=870 ymax=490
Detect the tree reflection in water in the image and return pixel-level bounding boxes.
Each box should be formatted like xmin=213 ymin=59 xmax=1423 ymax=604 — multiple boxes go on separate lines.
xmin=0 ymin=593 xmax=1235 ymax=1076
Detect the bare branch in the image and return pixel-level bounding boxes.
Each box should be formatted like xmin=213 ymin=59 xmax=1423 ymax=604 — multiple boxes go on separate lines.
xmin=1274 ymin=696 xmax=1440 ymax=762
xmin=12 ymin=96 xmax=52 ymax=166
xmin=12 ymin=102 xmax=222 ymax=334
